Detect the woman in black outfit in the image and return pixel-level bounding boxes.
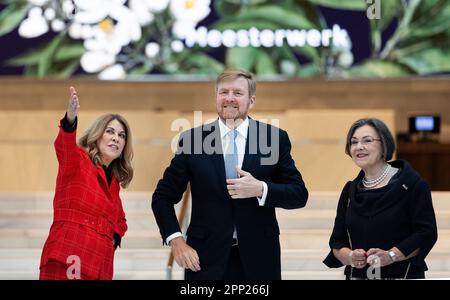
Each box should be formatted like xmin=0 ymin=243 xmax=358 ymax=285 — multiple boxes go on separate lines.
xmin=323 ymin=118 xmax=438 ymax=279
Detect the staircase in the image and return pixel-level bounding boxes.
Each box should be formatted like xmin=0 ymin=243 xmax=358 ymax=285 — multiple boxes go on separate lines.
xmin=1 ymin=192 xmax=449 ymax=280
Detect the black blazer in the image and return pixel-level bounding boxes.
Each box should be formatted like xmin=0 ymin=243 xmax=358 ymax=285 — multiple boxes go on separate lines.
xmin=323 ymin=160 xmax=438 ymax=279
xmin=152 ymin=118 xmax=308 ymax=279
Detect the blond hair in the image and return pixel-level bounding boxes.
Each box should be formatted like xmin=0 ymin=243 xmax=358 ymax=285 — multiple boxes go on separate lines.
xmin=78 ymin=114 xmax=134 ymax=188
xmin=215 ymin=69 xmax=256 ymax=96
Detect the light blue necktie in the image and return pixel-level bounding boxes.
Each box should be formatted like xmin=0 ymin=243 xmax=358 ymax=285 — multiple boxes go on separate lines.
xmin=225 ymin=129 xmax=238 ymax=179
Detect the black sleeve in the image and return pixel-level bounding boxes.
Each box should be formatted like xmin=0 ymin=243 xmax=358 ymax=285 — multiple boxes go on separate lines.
xmin=323 ymin=181 xmax=351 ymax=268
xmin=61 ymin=112 xmax=77 ymax=133
xmin=396 ymin=180 xmax=438 ymax=261
xmin=113 ymin=232 xmax=122 ymax=250
xmin=264 ymin=129 xmax=309 ymax=209
xmin=151 ymin=130 xmax=190 ymax=245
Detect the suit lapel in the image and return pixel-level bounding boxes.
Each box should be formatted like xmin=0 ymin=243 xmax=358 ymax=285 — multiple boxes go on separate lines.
xmin=242 ymin=118 xmax=259 ymax=175
xmin=204 ymin=120 xmax=235 ymax=196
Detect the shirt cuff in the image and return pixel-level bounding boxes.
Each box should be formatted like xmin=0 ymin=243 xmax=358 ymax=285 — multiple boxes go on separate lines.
xmin=61 ymin=113 xmax=77 ymax=132
xmin=256 ymin=181 xmax=268 ymax=206
xmin=166 ymin=232 xmax=183 ymax=246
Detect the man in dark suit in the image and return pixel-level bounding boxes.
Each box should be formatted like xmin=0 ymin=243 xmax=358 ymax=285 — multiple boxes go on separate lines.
xmin=152 ymin=69 xmax=308 ymax=280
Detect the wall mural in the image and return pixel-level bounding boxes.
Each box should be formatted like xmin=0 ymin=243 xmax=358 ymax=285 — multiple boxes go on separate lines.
xmin=0 ymin=0 xmax=449 ymax=79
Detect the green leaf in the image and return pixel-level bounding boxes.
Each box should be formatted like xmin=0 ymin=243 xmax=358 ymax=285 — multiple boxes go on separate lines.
xmin=182 ymin=53 xmax=224 ymax=74
xmin=376 ymin=0 xmax=400 ymax=30
xmin=306 ymin=0 xmax=366 ymax=10
xmin=7 ymin=40 xmax=84 ymax=67
xmin=292 ymin=45 xmax=320 ymax=63
xmin=255 ymin=50 xmax=277 ymax=74
xmin=48 ymin=59 xmax=80 ymax=78
xmin=214 ymin=0 xmax=241 ymax=17
xmin=368 ymin=0 xmax=400 ymax=56
xmin=37 ymin=33 xmax=66 ymax=77
xmin=346 ymin=60 xmax=413 ymax=77
xmin=0 ymin=2 xmax=29 ymax=36
xmin=54 ymin=44 xmax=85 ymax=62
xmin=212 ymin=19 xmax=281 ymax=31
xmin=226 ymin=47 xmax=259 ymax=71
xmin=6 ymin=49 xmax=42 ymax=66
xmin=235 ymin=5 xmax=316 ymax=29
xmin=294 ymin=0 xmax=326 ymax=29
xmin=297 ymin=63 xmax=321 ymax=77
xmin=409 ymin=0 xmax=450 ymax=38
xmin=274 ymin=44 xmax=301 ymax=66
xmin=214 ymin=0 xmax=270 ymax=16
xmin=24 ymin=64 xmax=37 ymax=76
xmin=129 ymin=61 xmax=154 ymax=75
xmin=397 ymin=47 xmax=450 ymax=74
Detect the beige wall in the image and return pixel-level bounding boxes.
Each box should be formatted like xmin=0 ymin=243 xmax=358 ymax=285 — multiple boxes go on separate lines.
xmin=0 ymin=108 xmax=393 ymax=192
xmin=0 ymin=77 xmax=448 ymax=192
xmin=1 ymin=77 xmax=449 ymax=133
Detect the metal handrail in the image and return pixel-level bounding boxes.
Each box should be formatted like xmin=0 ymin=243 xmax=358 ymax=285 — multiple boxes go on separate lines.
xmin=166 ymin=184 xmax=191 ymax=280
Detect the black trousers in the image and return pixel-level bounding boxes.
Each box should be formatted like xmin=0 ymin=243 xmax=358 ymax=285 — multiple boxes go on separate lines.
xmin=223 ymin=245 xmax=246 ymax=280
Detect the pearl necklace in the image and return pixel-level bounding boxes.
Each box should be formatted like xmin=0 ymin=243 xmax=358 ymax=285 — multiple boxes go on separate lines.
xmin=362 ymin=164 xmax=392 ymax=188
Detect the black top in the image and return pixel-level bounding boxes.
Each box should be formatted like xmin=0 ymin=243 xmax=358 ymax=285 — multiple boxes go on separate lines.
xmin=323 ymin=160 xmax=438 ymax=279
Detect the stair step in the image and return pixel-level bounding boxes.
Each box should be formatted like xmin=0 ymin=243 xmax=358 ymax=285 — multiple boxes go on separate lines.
xmin=1 ymin=249 xmax=449 ymax=272
xmin=2 ymin=210 xmax=450 ymax=230
xmin=1 ymin=192 xmax=449 ymax=211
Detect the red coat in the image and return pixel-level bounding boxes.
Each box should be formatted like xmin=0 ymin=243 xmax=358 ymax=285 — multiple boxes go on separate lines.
xmin=39 ymin=122 xmax=127 ymax=279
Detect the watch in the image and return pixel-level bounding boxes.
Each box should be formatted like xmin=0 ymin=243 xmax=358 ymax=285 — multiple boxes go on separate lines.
xmin=388 ymin=250 xmax=397 ymax=262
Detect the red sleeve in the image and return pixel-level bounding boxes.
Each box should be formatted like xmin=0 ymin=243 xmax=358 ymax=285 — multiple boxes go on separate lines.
xmin=54 ymin=119 xmax=83 ymax=177
xmin=115 ymin=196 xmax=128 ymax=238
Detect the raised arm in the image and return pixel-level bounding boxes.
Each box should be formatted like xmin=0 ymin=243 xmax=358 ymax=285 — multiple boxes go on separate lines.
xmin=67 ymin=86 xmax=80 ymax=124
xmin=54 ymin=86 xmax=82 ymax=176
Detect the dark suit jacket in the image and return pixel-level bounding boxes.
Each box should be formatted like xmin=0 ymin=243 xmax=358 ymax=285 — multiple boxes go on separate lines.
xmin=323 ymin=160 xmax=437 ymax=279
xmin=152 ymin=118 xmax=308 ymax=279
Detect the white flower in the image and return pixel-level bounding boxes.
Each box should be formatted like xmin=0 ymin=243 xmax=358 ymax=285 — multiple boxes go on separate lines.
xmin=69 ymin=22 xmax=82 ymax=39
xmin=280 ymin=60 xmax=296 ymax=75
xmin=170 ymin=0 xmax=210 ymax=39
xmin=51 ymin=19 xmax=65 ymax=32
xmin=338 ymin=51 xmax=354 ymax=68
xmin=62 ymin=0 xmax=75 ymax=17
xmin=44 ymin=8 xmax=55 ymax=20
xmin=72 ymin=0 xmax=141 ymax=45
xmin=71 ymin=0 xmax=141 ymax=76
xmin=73 ymin=0 xmax=126 ymax=24
xmin=28 ymin=0 xmax=49 ymax=6
xmin=171 ymin=40 xmax=184 ymax=53
xmin=148 ymin=0 xmax=170 ymax=12
xmin=129 ymin=0 xmax=169 ymax=25
xmin=145 ymin=42 xmax=160 ymax=58
xmin=129 ymin=0 xmax=155 ymax=25
xmin=170 ymin=0 xmax=210 ymax=22
xmin=172 ymin=20 xmax=197 ymax=39
xmin=18 ymin=7 xmax=49 ymax=38
xmin=99 ymin=64 xmax=126 ymax=80
xmin=80 ymin=25 xmax=95 ymax=40
xmin=80 ymin=51 xmax=115 ymax=73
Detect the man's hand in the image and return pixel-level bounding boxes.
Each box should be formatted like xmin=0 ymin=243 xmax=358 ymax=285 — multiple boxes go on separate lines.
xmin=67 ymin=86 xmax=80 ymax=124
xmin=170 ymin=237 xmax=201 ymax=272
xmin=226 ymin=167 xmax=264 ymax=199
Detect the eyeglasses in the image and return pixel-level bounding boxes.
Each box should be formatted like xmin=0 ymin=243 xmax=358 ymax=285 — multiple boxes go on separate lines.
xmin=350 ymin=137 xmax=381 ymax=147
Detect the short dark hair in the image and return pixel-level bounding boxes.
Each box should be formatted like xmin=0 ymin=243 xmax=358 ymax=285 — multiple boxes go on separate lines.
xmin=345 ymin=118 xmax=396 ymax=161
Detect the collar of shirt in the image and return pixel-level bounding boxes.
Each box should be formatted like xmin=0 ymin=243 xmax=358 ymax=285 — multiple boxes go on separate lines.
xmin=218 ymin=117 xmax=249 ymax=140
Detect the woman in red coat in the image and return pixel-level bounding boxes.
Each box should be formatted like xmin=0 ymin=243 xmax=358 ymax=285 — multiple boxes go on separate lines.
xmin=39 ymin=87 xmax=134 ymax=280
